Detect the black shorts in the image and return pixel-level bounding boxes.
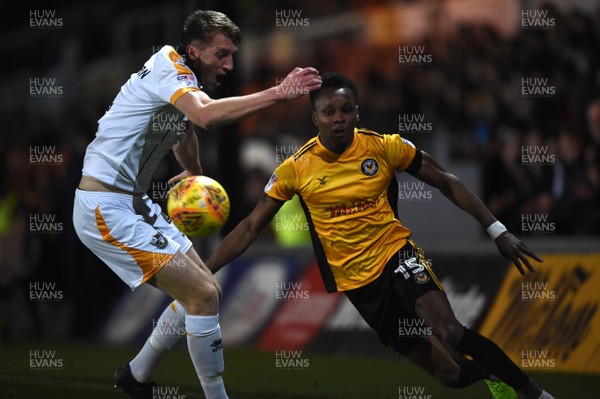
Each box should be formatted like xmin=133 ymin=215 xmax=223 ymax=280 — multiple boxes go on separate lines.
xmin=344 ymin=240 xmax=443 ymax=355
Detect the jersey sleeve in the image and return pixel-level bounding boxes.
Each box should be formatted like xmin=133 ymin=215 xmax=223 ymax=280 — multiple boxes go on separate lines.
xmin=385 ymin=134 xmax=418 ymax=172
xmin=264 ymin=160 xmax=297 ymax=201
xmin=155 ymin=47 xmax=200 ymax=105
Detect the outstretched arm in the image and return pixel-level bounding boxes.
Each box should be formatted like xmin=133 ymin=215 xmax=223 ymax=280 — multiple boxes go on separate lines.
xmin=410 ymin=150 xmax=543 ymax=275
xmin=205 ymin=194 xmax=284 ymax=274
xmin=175 ymin=67 xmax=321 ymax=130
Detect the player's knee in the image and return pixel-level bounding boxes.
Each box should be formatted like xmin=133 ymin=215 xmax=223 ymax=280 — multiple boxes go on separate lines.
xmin=434 ymin=363 xmax=461 ymax=388
xmin=184 ymin=282 xmax=220 ymax=314
xmin=198 ymin=282 xmax=220 ymax=306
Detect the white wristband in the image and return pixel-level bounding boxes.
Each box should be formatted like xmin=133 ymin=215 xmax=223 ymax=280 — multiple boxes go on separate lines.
xmin=487 ymin=221 xmax=507 ymax=240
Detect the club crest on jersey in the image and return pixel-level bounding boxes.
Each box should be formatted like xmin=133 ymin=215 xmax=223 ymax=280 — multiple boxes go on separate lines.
xmin=414 ymin=272 xmax=430 ymax=284
xmin=361 ymin=159 xmax=378 ymax=176
xmin=150 ymin=232 xmax=168 ymax=249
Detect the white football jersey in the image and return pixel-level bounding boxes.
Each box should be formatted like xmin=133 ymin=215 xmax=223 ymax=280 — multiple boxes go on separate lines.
xmin=82 ymin=45 xmax=200 ymax=193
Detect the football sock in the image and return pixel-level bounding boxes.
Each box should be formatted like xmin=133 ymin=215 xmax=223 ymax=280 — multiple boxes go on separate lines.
xmin=185 ymin=314 xmax=228 ymax=399
xmin=130 ymin=301 xmax=186 ymax=382
xmin=455 ymin=327 xmax=529 ymax=390
xmin=519 ymin=379 xmax=555 ymax=399
xmin=448 ymin=354 xmax=489 ymax=388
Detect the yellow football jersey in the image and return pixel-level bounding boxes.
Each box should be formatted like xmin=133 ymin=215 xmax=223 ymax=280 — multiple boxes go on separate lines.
xmin=265 ymin=128 xmax=419 ymax=292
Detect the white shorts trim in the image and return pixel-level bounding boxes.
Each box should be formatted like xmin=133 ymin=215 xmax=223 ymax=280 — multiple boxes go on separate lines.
xmin=73 ymin=189 xmax=193 ymax=289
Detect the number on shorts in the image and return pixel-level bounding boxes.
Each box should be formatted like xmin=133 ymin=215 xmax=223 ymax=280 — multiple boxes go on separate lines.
xmin=394 ymin=257 xmax=424 ymax=280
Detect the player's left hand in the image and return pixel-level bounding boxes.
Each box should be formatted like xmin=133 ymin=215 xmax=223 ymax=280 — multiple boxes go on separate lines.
xmin=494 ymin=231 xmax=543 ymax=276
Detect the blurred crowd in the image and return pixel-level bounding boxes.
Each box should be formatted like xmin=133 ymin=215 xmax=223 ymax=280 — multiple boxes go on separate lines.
xmin=0 ymin=0 xmax=599 ymax=341
xmin=235 ymin=2 xmax=600 ymax=236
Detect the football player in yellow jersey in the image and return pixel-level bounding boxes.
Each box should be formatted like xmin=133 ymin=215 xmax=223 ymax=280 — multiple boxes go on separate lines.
xmin=205 ymin=72 xmax=554 ymax=399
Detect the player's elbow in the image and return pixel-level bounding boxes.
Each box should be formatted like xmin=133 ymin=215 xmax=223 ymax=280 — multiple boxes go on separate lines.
xmin=188 ymin=113 xmax=216 ymax=130
xmin=188 ymin=103 xmax=227 ymax=130
xmin=242 ymin=218 xmax=263 ymax=239
xmin=437 ymin=172 xmax=460 ymax=193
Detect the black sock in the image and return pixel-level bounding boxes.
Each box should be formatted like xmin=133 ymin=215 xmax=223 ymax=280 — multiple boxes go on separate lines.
xmin=455 ymin=327 xmax=529 ymax=390
xmin=447 ymin=354 xmax=488 ymax=388
xmin=520 ymin=379 xmax=544 ymax=399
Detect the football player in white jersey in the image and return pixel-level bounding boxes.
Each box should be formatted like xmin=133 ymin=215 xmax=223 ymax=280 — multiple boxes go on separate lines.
xmin=72 ymin=10 xmax=321 ymax=399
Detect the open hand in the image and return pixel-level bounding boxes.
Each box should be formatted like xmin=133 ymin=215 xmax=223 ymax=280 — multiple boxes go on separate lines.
xmin=494 ymin=231 xmax=543 ymax=275
xmin=276 ymin=67 xmax=322 ymax=100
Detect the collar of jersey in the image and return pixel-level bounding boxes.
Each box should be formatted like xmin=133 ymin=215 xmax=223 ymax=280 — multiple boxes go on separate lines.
xmin=316 ymin=128 xmax=358 ymax=161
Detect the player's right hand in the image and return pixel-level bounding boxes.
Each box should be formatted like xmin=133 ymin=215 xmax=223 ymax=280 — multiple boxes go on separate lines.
xmin=276 ymin=67 xmax=322 ymax=100
xmin=494 ymin=231 xmax=543 ymax=276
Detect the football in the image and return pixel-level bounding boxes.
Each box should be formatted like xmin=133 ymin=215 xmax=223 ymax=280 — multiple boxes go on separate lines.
xmin=167 ymin=175 xmax=230 ymax=237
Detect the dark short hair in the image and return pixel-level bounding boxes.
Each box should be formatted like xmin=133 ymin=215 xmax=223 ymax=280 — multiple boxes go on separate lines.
xmin=309 ymin=72 xmax=358 ymax=108
xmin=183 ymin=10 xmax=241 ymax=47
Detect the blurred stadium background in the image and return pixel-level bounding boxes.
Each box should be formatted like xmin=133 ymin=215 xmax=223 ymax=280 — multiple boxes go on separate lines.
xmin=1 ymin=0 xmax=600 ymax=398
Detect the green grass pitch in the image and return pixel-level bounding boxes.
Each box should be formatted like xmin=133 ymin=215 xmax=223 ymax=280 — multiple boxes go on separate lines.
xmin=0 ymin=341 xmax=598 ymax=398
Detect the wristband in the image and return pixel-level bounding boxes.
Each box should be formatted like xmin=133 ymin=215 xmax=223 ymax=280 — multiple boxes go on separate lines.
xmin=487 ymin=221 xmax=507 ymax=240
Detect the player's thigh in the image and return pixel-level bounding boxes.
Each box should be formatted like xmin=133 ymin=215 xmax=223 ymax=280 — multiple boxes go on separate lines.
xmin=184 ymin=245 xmax=222 ymax=299
xmin=407 ymin=335 xmax=460 ymax=384
xmin=414 ymin=290 xmax=464 ymax=347
xmin=184 ymin=245 xmax=215 ymax=284
xmin=393 ymin=241 xmax=463 ymax=346
xmin=151 ymin=250 xmax=218 ymax=315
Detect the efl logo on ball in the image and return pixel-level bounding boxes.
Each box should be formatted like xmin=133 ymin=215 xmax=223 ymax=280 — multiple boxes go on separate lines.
xmin=167 ymin=176 xmax=230 ymax=237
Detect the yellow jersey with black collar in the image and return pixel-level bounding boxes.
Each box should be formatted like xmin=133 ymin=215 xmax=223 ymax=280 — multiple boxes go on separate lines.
xmin=264 ymin=128 xmax=419 ymax=292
